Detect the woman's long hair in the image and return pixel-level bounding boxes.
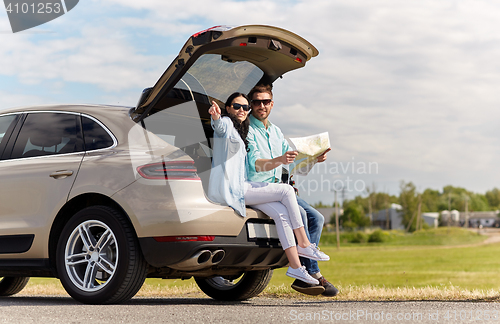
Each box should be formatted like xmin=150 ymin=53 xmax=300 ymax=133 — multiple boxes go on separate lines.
xmin=222 ymin=92 xmax=250 ymax=152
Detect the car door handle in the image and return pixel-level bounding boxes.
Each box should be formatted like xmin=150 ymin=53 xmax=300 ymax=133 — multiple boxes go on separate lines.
xmin=50 ymin=170 xmax=74 ymax=179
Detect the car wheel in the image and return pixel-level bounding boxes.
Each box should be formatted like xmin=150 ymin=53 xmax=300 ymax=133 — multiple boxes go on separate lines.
xmin=195 ymin=269 xmax=273 ymax=301
xmin=56 ymin=206 xmax=147 ymax=304
xmin=0 ymin=277 xmax=30 ymax=296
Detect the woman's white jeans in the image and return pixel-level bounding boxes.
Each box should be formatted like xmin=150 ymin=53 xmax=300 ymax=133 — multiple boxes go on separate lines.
xmin=244 ymin=182 xmax=304 ymax=250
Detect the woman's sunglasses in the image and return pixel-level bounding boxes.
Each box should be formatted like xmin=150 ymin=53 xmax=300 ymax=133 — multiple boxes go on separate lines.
xmin=231 ymin=103 xmax=251 ymax=111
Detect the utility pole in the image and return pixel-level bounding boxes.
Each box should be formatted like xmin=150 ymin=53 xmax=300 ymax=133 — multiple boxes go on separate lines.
xmin=334 ymin=190 xmax=340 ymax=250
xmin=416 ymin=195 xmax=422 ymax=231
xmin=448 ymin=192 xmax=452 ymax=231
xmin=385 ymin=194 xmax=390 ymax=230
xmin=367 ymin=187 xmax=373 ymax=225
xmin=405 ymin=210 xmax=417 ymax=232
xmin=448 ymin=192 xmax=453 ymax=224
xmin=464 ymin=195 xmax=469 ymax=228
xmin=406 ymin=194 xmax=421 ymax=232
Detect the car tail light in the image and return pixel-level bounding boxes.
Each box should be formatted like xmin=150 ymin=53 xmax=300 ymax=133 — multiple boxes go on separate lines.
xmin=239 ymin=42 xmax=247 ymax=46
xmin=192 ymin=26 xmax=222 ymax=38
xmin=137 ymin=161 xmax=200 ymax=180
xmin=153 ymin=236 xmax=215 ymax=242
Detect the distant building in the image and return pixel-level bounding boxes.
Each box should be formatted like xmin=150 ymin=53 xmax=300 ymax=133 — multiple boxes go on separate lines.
xmin=421 ymin=212 xmax=439 ymax=228
xmin=316 ymin=205 xmax=453 ymax=230
xmin=459 ymin=211 xmax=499 ymax=227
xmin=441 ymin=210 xmax=460 ymax=224
xmin=316 ymin=207 xmax=339 ymax=225
xmin=371 ymin=204 xmax=404 ymax=230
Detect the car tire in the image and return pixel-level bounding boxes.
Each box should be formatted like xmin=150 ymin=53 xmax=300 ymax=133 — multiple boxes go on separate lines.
xmin=56 ymin=206 xmax=147 ymax=304
xmin=0 ymin=277 xmax=30 ymax=296
xmin=195 ymin=269 xmax=273 ymax=301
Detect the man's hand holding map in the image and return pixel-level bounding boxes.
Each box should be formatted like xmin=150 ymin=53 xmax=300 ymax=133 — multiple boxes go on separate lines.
xmin=288 ymin=132 xmax=331 ymax=176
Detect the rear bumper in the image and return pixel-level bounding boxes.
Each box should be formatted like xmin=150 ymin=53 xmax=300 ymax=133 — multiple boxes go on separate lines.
xmin=139 ymin=220 xmax=287 ymax=269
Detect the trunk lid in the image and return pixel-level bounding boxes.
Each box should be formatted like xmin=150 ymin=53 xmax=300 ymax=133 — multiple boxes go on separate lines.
xmin=131 ymin=25 xmax=318 ymax=122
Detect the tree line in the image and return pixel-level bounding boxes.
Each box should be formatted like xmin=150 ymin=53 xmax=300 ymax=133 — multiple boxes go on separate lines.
xmin=314 ymin=182 xmax=500 ymax=231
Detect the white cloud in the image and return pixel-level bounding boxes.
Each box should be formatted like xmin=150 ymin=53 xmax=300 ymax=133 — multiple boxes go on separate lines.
xmin=265 ymin=0 xmax=500 ymax=201
xmin=0 ymin=26 xmax=169 ymax=91
xmin=0 ymin=91 xmax=48 ymax=110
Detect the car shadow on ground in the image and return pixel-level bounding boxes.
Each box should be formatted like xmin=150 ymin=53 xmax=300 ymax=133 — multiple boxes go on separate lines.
xmin=2 ymin=296 xmax=278 ymax=306
xmin=3 ymin=296 xmax=500 ymax=307
xmin=1 ymin=296 xmax=357 ymax=307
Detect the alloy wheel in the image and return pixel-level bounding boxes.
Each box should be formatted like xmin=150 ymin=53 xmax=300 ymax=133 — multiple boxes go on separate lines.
xmin=64 ymin=220 xmax=118 ymax=292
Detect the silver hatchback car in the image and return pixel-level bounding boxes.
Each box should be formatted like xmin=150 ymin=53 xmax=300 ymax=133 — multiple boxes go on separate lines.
xmin=0 ymin=25 xmax=318 ymax=304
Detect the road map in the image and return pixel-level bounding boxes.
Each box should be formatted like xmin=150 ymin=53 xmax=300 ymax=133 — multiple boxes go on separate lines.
xmin=288 ymin=132 xmax=330 ymax=176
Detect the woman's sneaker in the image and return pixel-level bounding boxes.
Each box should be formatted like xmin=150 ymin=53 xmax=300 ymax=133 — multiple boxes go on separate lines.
xmin=297 ymin=244 xmax=330 ymax=261
xmin=286 ymin=266 xmax=319 ymax=285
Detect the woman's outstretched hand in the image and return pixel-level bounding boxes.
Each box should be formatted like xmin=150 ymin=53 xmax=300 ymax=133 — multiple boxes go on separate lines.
xmin=209 ymin=101 xmax=221 ymax=120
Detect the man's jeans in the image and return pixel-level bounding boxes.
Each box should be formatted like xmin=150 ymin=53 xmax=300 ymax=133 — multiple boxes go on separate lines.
xmin=297 ymin=196 xmax=324 ymax=276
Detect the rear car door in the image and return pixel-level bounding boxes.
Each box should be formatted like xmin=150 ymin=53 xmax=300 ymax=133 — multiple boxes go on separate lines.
xmin=0 ymin=111 xmax=85 ymax=259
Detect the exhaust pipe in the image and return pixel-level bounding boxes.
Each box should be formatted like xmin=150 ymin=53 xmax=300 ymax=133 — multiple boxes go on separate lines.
xmin=169 ymin=249 xmax=226 ymax=271
xmin=169 ymin=250 xmax=212 ymax=270
xmin=210 ymin=249 xmax=225 ymax=265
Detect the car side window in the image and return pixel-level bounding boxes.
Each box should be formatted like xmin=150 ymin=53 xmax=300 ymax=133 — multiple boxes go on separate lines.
xmin=10 ymin=112 xmax=82 ymax=159
xmin=0 ymin=114 xmax=18 ymax=159
xmin=81 ymin=116 xmax=114 ymax=151
xmin=0 ymin=115 xmax=17 ymax=147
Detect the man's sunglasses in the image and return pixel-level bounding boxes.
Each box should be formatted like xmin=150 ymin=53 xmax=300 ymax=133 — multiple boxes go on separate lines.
xmin=251 ymin=99 xmax=272 ymax=106
xmin=231 ymin=103 xmax=251 ymax=111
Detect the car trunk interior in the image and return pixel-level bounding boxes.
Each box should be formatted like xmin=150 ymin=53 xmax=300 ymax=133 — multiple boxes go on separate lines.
xmin=137 ymin=28 xmax=316 ymax=196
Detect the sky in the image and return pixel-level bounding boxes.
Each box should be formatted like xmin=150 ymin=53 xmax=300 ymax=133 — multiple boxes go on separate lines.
xmin=1 ymin=0 xmax=499 ymax=206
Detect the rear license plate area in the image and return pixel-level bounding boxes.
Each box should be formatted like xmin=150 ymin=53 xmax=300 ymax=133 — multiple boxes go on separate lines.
xmin=247 ymin=223 xmax=279 ymax=241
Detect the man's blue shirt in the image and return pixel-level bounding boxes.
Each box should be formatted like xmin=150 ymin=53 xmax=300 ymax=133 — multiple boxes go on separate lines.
xmin=247 ymin=114 xmax=291 ymax=183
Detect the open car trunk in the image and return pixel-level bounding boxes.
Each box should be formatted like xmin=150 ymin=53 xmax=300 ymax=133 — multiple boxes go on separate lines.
xmin=132 ymin=25 xmax=318 ymax=193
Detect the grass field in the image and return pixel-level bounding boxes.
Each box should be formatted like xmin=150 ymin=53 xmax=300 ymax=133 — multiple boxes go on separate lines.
xmin=15 ymin=228 xmax=500 ymax=300
xmin=319 ymin=227 xmax=486 ymax=246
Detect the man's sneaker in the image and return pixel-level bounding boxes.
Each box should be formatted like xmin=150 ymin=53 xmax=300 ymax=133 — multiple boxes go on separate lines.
xmin=297 ymin=244 xmax=330 ymax=261
xmin=318 ymin=276 xmax=339 ymax=297
xmin=286 ymin=266 xmax=319 ymax=285
xmin=291 ymin=279 xmax=325 ymax=296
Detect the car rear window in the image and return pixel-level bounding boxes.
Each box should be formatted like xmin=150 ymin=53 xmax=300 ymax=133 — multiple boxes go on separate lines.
xmin=186 ymin=53 xmax=263 ymax=104
xmin=81 ymin=116 xmax=114 ymax=151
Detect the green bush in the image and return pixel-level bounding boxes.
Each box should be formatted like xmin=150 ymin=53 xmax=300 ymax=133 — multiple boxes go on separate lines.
xmin=368 ymin=230 xmax=386 ymax=243
xmin=350 ymin=232 xmax=368 ymax=243
xmin=320 ymin=231 xmax=368 ymax=244
xmin=340 ymin=203 xmax=371 ymax=229
xmin=342 ymin=221 xmax=358 ymax=231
